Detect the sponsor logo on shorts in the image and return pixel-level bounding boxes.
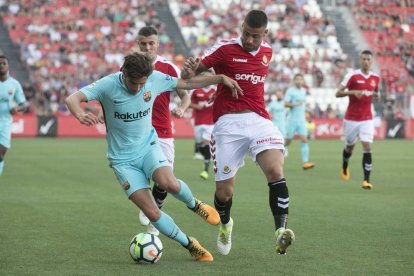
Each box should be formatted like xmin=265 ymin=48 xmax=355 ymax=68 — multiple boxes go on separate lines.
xmin=143 ymin=91 xmax=151 ymax=102
xmin=122 ymin=182 xmax=130 ymax=190
xmin=256 ymin=137 xmax=283 ymax=145
xmin=223 ymin=165 xmax=231 ymax=174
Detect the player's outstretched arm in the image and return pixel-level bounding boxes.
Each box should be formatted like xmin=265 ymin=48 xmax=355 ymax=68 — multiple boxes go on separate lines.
xmin=177 ymin=74 xmax=243 ymax=98
xmin=65 ymin=91 xmax=100 ymax=126
xmin=171 ymin=89 xmax=190 ymax=118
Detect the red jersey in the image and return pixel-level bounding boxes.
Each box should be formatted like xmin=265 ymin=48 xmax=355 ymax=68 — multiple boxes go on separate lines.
xmin=191 ymin=86 xmax=215 ymax=126
xmin=341 ymin=69 xmax=380 ymax=121
xmin=201 ymin=38 xmax=272 ymax=122
xmin=152 ymin=55 xmax=181 ymax=138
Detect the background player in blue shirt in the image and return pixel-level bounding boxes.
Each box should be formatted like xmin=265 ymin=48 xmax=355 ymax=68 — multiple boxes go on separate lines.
xmin=267 ymin=90 xmax=286 ymax=138
xmin=0 ymin=55 xmax=26 ymax=176
xmin=65 ymin=52 xmax=242 ymax=262
xmin=284 ymin=73 xmax=315 ymax=170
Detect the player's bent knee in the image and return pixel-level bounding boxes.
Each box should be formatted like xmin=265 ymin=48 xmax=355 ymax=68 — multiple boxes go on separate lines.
xmin=158 ymin=178 xmax=180 ymax=194
xmin=145 ymin=208 xmax=161 ymax=222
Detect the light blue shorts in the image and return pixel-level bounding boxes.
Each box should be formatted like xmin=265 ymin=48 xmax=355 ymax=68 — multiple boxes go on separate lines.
xmin=286 ymin=120 xmax=307 ymax=139
xmin=0 ymin=122 xmax=11 ymax=148
xmin=111 ymin=141 xmax=172 ymax=197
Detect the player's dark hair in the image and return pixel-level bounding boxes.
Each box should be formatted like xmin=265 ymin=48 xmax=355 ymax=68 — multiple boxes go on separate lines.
xmin=122 ymin=52 xmax=153 ymax=80
xmin=0 ymin=55 xmax=9 ymax=62
xmin=360 ymin=50 xmax=373 ymax=56
xmin=138 ymin=26 xmax=158 ymax=37
xmin=245 ymin=10 xmax=268 ymax=28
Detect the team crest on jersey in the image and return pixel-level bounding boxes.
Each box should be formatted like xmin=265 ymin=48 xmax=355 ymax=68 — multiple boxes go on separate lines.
xmin=370 ymin=80 xmax=376 ymax=87
xmin=87 ymin=82 xmax=96 ymax=89
xmin=262 ymin=55 xmax=269 ymax=66
xmin=223 ymin=165 xmax=231 ymax=174
xmin=143 ymin=91 xmax=151 ymax=102
xmin=8 ymin=88 xmax=14 ymax=95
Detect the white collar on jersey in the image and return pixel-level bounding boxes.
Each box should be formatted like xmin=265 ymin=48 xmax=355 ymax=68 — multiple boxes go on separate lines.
xmin=153 ymin=55 xmax=162 ymax=65
xmin=236 ymin=37 xmax=260 ymax=56
xmin=356 ymin=68 xmax=373 ymax=78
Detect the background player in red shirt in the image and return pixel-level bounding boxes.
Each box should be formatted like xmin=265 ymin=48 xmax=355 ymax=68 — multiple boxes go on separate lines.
xmin=182 ymin=10 xmax=294 ymax=255
xmin=336 ymin=50 xmax=381 ymax=189
xmin=190 ymin=70 xmax=216 ymax=180
xmin=135 ymin=26 xmax=191 ymax=234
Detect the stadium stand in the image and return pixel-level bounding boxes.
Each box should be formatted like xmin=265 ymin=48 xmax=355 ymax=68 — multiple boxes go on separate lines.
xmin=170 ymin=0 xmax=351 ymax=117
xmin=0 ymin=0 xmax=413 ymax=120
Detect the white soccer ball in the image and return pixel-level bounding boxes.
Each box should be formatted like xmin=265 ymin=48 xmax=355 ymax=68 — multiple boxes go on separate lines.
xmin=129 ymin=232 xmax=163 ymax=264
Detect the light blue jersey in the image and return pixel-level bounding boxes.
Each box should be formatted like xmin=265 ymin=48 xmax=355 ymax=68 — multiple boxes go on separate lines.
xmin=80 ymin=71 xmax=177 ymax=165
xmin=0 ymin=75 xmax=26 ymax=148
xmin=0 ymin=75 xmax=26 ymax=123
xmin=267 ymin=99 xmax=286 ymax=137
xmin=285 ymin=86 xmax=307 ymax=139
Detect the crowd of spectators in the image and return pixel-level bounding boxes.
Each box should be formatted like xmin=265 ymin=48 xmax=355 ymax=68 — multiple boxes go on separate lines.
xmin=1 ymin=0 xmax=413 ymax=120
xmin=171 ymin=0 xmax=351 ymax=117
xmin=0 ymin=0 xmax=175 ymax=115
xmin=346 ymin=0 xmax=414 ymax=118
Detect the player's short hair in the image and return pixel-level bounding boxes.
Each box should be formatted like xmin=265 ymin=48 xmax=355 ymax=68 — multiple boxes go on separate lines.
xmin=244 ymin=10 xmax=268 ymax=28
xmin=0 ymin=55 xmax=9 ymax=62
xmin=360 ymin=50 xmax=373 ymax=56
xmin=122 ymin=52 xmax=153 ymax=80
xmin=138 ymin=26 xmax=158 ymax=37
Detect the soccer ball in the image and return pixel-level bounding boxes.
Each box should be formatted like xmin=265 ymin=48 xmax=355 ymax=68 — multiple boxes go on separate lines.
xmin=129 ymin=233 xmax=163 ymax=264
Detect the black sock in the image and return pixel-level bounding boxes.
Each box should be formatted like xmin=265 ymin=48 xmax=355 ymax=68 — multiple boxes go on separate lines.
xmin=268 ymin=178 xmax=289 ymax=230
xmin=214 ymin=194 xmax=232 ymax=224
xmin=342 ymin=148 xmax=352 ymax=172
xmin=199 ymin=145 xmax=211 ymax=171
xmin=152 ymin=185 xmax=167 ymax=209
xmin=195 ymin=143 xmax=201 ymax=154
xmin=362 ymin=152 xmax=372 ymax=182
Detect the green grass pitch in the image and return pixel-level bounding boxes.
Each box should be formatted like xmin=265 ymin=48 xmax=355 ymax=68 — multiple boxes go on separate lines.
xmin=1 ymin=138 xmax=413 ymax=275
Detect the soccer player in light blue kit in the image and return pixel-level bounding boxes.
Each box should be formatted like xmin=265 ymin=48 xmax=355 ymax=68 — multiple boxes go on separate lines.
xmin=267 ymin=90 xmax=286 ymax=138
xmin=65 ymin=52 xmax=242 ymax=262
xmin=284 ymin=73 xmax=315 ymax=170
xmin=0 ymin=55 xmax=27 ymax=176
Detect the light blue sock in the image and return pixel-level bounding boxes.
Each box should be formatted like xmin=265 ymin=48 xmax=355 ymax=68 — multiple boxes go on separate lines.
xmin=301 ymin=142 xmax=310 ymax=163
xmin=172 ymin=179 xmax=196 ymax=209
xmin=0 ymin=161 xmax=4 ymax=176
xmin=152 ymin=212 xmax=189 ymax=246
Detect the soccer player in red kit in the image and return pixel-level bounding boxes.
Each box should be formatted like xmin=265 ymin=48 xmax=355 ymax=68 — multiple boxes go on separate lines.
xmin=336 ymin=50 xmax=380 ymax=189
xmin=181 ymin=10 xmax=295 ymax=255
xmin=190 ymin=73 xmax=215 ymax=180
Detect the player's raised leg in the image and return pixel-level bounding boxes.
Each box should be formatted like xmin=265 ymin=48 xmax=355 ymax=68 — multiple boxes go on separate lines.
xmin=153 ymin=167 xmax=219 ymax=225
